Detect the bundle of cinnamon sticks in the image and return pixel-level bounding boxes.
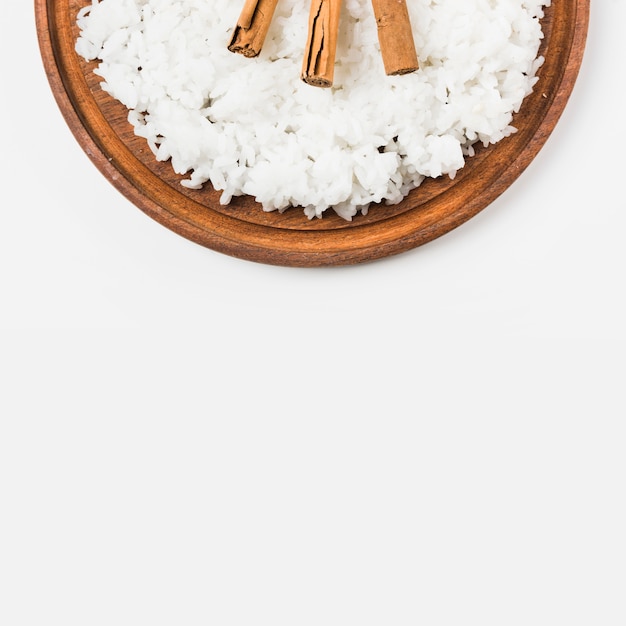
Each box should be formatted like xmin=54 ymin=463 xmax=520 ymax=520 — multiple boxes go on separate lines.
xmin=228 ymin=0 xmax=419 ymax=87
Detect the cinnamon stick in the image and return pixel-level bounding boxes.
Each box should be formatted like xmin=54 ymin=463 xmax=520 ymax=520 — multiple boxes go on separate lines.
xmin=301 ymin=0 xmax=342 ymax=88
xmin=371 ymin=0 xmax=419 ymax=75
xmin=228 ymin=0 xmax=280 ymax=58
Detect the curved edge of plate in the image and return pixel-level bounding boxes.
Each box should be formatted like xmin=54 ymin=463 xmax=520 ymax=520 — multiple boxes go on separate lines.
xmin=35 ymin=0 xmax=590 ymax=267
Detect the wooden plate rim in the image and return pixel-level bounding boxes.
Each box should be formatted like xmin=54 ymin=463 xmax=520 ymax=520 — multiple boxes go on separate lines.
xmin=35 ymin=0 xmax=590 ymax=267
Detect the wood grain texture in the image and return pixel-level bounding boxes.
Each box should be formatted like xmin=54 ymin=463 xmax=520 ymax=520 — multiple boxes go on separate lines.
xmin=35 ymin=0 xmax=589 ymax=267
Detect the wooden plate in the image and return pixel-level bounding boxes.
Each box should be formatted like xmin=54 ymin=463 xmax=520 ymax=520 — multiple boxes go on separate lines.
xmin=36 ymin=0 xmax=589 ymax=267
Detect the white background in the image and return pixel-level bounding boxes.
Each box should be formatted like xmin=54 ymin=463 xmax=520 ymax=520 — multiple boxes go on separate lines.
xmin=1 ymin=1 xmax=625 ymax=625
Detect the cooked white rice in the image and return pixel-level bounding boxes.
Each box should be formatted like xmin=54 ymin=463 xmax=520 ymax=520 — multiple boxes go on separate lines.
xmin=75 ymin=0 xmax=549 ymax=220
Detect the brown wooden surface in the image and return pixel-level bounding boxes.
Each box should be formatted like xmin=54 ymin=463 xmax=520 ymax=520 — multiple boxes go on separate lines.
xmin=35 ymin=0 xmax=589 ymax=267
